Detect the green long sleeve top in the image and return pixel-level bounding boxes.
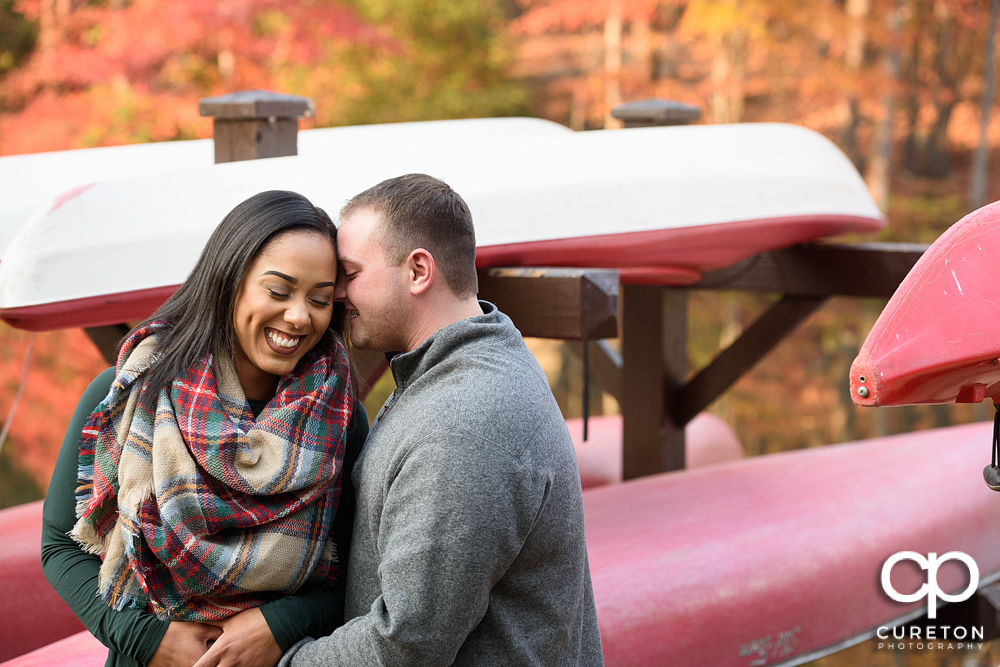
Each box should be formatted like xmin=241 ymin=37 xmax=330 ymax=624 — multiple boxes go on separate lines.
xmin=41 ymin=367 xmax=368 ymax=667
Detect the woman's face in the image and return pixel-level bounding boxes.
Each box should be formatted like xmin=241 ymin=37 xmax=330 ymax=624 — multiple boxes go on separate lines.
xmin=232 ymin=230 xmax=338 ymax=400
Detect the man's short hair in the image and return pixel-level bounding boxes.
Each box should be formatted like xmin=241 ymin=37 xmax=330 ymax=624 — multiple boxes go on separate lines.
xmin=341 ymin=174 xmax=478 ymax=297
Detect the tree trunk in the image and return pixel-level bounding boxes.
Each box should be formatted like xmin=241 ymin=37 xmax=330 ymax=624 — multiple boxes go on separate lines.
xmin=632 ymin=11 xmax=653 ymax=83
xmin=925 ymin=99 xmax=955 ymax=178
xmin=840 ymin=0 xmax=870 ymax=167
xmin=865 ymin=0 xmax=904 ymax=213
xmin=902 ymin=4 xmax=923 ymax=174
xmin=604 ymin=0 xmax=623 ymax=129
xmin=711 ymin=26 xmax=746 ymax=124
xmin=970 ymin=0 xmax=1000 ymax=210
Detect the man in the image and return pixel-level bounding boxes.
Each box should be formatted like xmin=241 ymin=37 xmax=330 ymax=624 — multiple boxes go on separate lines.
xmin=281 ymin=173 xmax=604 ymax=666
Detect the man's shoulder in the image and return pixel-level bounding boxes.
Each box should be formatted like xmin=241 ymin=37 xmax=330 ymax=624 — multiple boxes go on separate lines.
xmin=391 ymin=358 xmax=570 ymax=466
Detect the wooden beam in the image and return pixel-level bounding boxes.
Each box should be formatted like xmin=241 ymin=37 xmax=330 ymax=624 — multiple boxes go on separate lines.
xmin=693 ymin=243 xmax=926 ymax=298
xmin=84 ymin=324 xmax=130 ymax=366
xmin=678 ymin=295 xmax=826 ymax=425
xmin=622 ymin=285 xmax=686 ymax=479
xmin=567 ymin=340 xmax=622 ymax=402
xmin=477 ymin=267 xmax=619 ymax=340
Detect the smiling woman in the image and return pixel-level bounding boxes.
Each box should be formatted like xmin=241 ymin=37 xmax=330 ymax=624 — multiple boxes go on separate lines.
xmin=39 ymin=191 xmax=367 ymax=667
xmin=233 ymin=232 xmax=339 ymax=400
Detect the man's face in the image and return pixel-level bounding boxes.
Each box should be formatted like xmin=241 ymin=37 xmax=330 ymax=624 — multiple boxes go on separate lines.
xmin=335 ymin=208 xmax=412 ymax=352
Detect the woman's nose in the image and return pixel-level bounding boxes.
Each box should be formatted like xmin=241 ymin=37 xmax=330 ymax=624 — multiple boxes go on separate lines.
xmin=284 ymin=300 xmax=310 ymax=328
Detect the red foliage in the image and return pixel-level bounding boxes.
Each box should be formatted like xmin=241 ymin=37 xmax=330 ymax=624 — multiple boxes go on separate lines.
xmin=0 ymin=325 xmax=107 ymax=490
xmin=0 ymin=0 xmax=382 ymax=154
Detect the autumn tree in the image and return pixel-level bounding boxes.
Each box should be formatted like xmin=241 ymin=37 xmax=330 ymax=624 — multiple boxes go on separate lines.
xmin=310 ymin=0 xmax=528 ymax=126
xmin=0 ymin=0 xmax=382 ymax=154
xmin=512 ymin=0 xmax=673 ymax=129
xmin=0 ymin=0 xmax=34 ymax=80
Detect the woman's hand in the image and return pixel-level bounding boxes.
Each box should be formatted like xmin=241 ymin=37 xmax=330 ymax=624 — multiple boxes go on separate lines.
xmin=191 ymin=608 xmax=283 ymax=667
xmin=149 ymin=621 xmax=223 ymax=667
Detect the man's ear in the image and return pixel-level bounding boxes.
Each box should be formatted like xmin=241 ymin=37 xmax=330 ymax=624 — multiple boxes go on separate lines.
xmin=407 ymin=248 xmax=434 ymax=295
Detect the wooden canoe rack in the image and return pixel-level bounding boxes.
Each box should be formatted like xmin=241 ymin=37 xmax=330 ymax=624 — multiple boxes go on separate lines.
xmin=569 ymin=242 xmax=928 ymax=480
xmin=75 ymin=92 xmax=927 ymax=484
xmin=348 ymin=267 xmax=621 ymax=397
xmin=355 ymin=241 xmax=929 ymax=481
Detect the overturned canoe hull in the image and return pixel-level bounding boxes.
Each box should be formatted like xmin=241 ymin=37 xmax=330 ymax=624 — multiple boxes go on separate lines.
xmin=0 ymin=117 xmax=571 ymax=261
xmin=0 ymin=122 xmax=883 ymax=331
xmin=852 ymin=200 xmax=1000 ymax=407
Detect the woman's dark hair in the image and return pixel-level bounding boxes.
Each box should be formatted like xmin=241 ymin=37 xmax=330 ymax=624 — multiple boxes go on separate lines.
xmin=127 ymin=190 xmax=348 ymax=399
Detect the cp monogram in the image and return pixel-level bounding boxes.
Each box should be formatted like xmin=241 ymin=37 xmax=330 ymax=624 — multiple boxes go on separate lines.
xmin=881 ymin=552 xmax=979 ymax=619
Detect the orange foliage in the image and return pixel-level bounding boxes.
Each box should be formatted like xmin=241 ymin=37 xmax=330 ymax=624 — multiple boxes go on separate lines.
xmin=0 ymin=324 xmax=107 ymax=490
xmin=513 ymin=0 xmax=663 ymax=35
xmin=0 ymin=0 xmax=381 ymax=154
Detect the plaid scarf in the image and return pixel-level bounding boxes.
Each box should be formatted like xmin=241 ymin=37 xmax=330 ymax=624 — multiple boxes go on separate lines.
xmin=71 ymin=321 xmax=353 ymax=621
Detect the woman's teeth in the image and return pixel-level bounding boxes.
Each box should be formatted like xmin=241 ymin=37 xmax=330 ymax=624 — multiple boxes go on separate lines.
xmin=267 ymin=330 xmax=302 ymax=348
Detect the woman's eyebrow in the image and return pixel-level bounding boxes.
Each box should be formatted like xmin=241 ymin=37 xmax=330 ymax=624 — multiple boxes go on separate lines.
xmin=262 ymin=271 xmax=335 ymax=289
xmin=262 ymin=270 xmax=296 ymax=283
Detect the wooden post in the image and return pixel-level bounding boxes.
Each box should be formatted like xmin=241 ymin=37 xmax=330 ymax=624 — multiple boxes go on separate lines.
xmin=84 ymin=324 xmax=130 ymax=366
xmin=199 ymin=90 xmax=314 ymax=164
xmin=622 ymin=286 xmax=687 ymax=478
xmin=611 ymin=99 xmax=701 ymax=128
xmin=613 ymin=99 xmax=699 ymax=478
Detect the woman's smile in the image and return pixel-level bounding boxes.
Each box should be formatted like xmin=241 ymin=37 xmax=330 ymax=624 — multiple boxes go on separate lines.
xmin=265 ymin=327 xmax=305 ymax=353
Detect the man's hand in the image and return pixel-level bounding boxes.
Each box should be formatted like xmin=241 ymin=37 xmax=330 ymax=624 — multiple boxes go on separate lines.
xmin=149 ymin=621 xmax=223 ymax=667
xmin=191 ymin=607 xmax=283 ymax=667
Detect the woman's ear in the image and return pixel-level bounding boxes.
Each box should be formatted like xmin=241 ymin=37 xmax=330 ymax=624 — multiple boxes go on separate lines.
xmin=408 ymin=248 xmax=435 ymax=295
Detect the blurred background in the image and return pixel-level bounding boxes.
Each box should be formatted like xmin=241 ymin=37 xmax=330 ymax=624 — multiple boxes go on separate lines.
xmin=5 ymin=0 xmax=999 ymax=501
xmin=0 ymin=2 xmax=998 ymax=662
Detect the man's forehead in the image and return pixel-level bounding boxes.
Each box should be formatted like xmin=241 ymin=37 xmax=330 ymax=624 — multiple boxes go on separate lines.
xmin=337 ymin=208 xmax=383 ymax=264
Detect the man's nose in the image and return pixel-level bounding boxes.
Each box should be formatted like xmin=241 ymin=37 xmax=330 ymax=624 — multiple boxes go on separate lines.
xmin=334 ymin=275 xmax=348 ymax=302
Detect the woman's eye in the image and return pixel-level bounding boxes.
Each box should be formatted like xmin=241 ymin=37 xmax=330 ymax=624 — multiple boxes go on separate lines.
xmin=267 ymin=289 xmax=290 ymax=299
xmin=310 ymin=298 xmax=332 ymax=307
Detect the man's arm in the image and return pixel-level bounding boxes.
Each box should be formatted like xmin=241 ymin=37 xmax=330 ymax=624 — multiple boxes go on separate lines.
xmin=284 ymin=427 xmax=542 ymax=667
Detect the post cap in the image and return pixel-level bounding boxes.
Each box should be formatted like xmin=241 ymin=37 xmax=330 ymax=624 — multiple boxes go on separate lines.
xmin=611 ymin=99 xmax=701 ymax=126
xmin=199 ymin=90 xmax=315 ymax=120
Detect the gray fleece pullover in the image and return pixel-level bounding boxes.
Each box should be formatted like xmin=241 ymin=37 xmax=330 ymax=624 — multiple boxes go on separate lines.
xmin=280 ymin=302 xmax=604 ymax=666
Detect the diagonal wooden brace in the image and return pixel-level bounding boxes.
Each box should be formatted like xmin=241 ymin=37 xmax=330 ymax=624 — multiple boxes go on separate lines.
xmin=677 ymin=295 xmax=827 ymax=426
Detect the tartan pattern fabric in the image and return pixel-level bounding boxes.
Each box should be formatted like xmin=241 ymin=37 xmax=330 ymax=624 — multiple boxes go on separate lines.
xmin=71 ymin=321 xmax=353 ymax=621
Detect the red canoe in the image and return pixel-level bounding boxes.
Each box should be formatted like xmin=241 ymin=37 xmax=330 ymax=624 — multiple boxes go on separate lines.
xmin=586 ymin=421 xmax=1000 ymax=666
xmin=5 ymin=421 xmax=997 ymax=667
xmin=0 ymin=502 xmax=84 ymax=662
xmin=852 ymin=200 xmax=1000 ymax=406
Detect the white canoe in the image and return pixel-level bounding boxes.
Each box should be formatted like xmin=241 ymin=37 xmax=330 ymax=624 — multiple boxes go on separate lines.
xmin=0 ymin=122 xmax=883 ymax=331
xmin=0 ymin=117 xmax=571 ymax=260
